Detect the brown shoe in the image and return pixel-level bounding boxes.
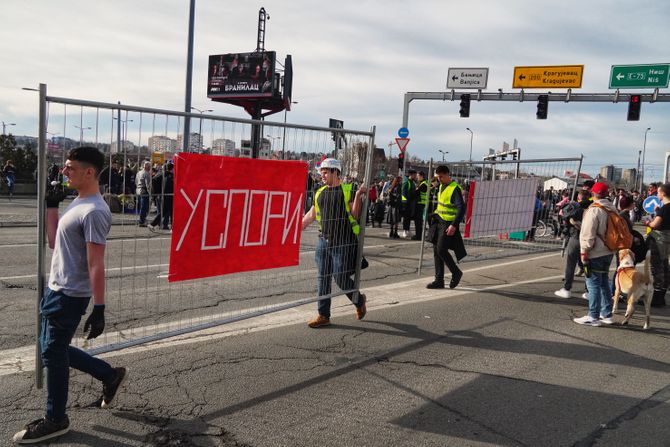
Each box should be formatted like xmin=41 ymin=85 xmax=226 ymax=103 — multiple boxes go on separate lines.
xmin=308 ymin=315 xmax=331 ymax=328
xmin=356 ymin=294 xmax=367 ymax=320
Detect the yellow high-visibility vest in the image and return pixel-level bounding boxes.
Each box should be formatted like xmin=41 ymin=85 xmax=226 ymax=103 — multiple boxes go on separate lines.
xmin=436 ymin=181 xmax=462 ymax=222
xmin=314 ymin=183 xmax=360 ymax=236
xmin=418 ymin=180 xmax=428 ymax=205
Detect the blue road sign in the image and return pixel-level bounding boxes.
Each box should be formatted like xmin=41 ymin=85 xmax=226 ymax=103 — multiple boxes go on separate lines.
xmin=643 ymin=195 xmax=661 ymax=214
xmin=398 ymin=127 xmax=409 ymax=138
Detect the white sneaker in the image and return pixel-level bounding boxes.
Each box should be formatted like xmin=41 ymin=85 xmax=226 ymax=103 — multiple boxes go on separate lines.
xmin=599 ymin=316 xmax=614 ymax=325
xmin=401 ymin=231 xmax=409 ymax=239
xmin=573 ymin=315 xmax=601 ymax=327
xmin=581 ymin=292 xmax=589 ymax=300
xmin=554 ymin=288 xmax=572 ymax=299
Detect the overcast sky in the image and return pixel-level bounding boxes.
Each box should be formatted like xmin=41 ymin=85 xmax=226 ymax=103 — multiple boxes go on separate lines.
xmin=2 ymin=0 xmax=669 ymax=179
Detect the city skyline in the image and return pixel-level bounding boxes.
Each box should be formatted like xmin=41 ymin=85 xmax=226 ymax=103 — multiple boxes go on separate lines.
xmin=1 ymin=0 xmax=669 ymax=180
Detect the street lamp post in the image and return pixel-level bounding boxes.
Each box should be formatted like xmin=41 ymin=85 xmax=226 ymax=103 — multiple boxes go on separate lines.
xmin=2 ymin=121 xmax=16 ymax=135
xmin=281 ymin=101 xmax=298 ymax=160
xmin=73 ymin=125 xmax=91 ymax=144
xmin=191 ymin=107 xmax=213 ymax=152
xmin=265 ymin=135 xmax=281 ymax=157
xmin=466 ymin=127 xmax=474 ymax=182
xmin=112 ymin=118 xmax=134 ymax=165
xmin=635 ymin=150 xmax=642 ymax=191
xmin=639 ymin=127 xmax=651 ymax=191
xmin=438 ymin=150 xmax=449 ymax=162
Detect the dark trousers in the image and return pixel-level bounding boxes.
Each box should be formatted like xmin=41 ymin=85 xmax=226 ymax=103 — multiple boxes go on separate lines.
xmin=401 ymin=202 xmax=413 ymax=231
xmin=315 ymin=237 xmax=362 ymax=318
xmin=433 ymin=221 xmax=461 ymax=280
xmin=40 ymin=289 xmax=115 ymax=423
xmin=648 ymin=234 xmax=670 ymax=292
xmin=151 ymin=196 xmax=173 ymax=229
xmin=563 ymin=235 xmax=581 ymax=290
xmin=414 ymin=204 xmax=425 ymax=237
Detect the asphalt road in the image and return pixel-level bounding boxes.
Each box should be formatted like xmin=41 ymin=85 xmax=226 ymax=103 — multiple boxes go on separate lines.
xmin=1 ymin=198 xmax=669 ymax=446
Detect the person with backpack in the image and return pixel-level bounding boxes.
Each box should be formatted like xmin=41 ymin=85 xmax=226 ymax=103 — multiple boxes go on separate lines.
xmin=574 ymin=182 xmax=619 ymax=327
xmin=643 ymin=182 xmax=670 ymax=307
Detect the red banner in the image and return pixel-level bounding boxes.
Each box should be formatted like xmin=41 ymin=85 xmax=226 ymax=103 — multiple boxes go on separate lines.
xmin=168 ymin=154 xmax=308 ymax=282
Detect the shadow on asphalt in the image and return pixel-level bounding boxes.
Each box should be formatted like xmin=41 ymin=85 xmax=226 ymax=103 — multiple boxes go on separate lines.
xmin=87 ymin=317 xmax=669 ymax=446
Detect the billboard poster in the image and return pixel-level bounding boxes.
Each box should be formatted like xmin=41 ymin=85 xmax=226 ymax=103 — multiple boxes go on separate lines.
xmin=168 ymin=153 xmax=308 ymax=282
xmin=207 ymin=51 xmax=276 ymax=99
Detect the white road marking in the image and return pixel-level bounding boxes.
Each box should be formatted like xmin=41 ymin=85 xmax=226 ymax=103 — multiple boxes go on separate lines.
xmin=0 ymin=241 xmax=414 ymax=281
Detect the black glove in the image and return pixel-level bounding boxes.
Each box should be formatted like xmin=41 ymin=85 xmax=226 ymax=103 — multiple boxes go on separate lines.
xmin=83 ymin=305 xmax=105 ymax=339
xmin=46 ymin=182 xmax=67 ymax=208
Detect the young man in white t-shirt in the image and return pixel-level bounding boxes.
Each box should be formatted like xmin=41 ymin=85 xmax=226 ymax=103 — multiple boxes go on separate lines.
xmin=13 ymin=147 xmax=127 ymax=444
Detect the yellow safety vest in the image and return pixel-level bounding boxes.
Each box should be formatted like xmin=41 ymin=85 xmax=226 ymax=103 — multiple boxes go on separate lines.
xmin=314 ymin=184 xmax=360 ymax=236
xmin=436 ymin=181 xmax=462 ymax=222
xmin=418 ymin=180 xmax=428 ymax=205
xmin=401 ymin=178 xmax=415 ymax=202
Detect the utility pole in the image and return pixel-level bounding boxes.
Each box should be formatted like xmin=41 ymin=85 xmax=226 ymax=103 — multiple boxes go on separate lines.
xmin=250 ymin=8 xmax=269 ymax=159
xmin=183 ymin=0 xmax=196 ymax=152
xmin=2 ymin=121 xmax=16 ymax=135
xmin=639 ymin=127 xmax=651 ymax=191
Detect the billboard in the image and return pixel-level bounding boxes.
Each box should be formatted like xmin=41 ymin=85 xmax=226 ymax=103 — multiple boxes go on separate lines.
xmin=207 ymin=51 xmax=276 ymax=99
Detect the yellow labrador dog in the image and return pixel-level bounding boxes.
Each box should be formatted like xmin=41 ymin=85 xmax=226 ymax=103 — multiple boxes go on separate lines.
xmin=613 ymin=249 xmax=652 ymax=329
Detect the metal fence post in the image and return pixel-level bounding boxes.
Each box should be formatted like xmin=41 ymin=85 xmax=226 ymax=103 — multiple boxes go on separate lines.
xmin=36 ymin=83 xmax=48 ymax=389
xmin=418 ymin=158 xmax=434 ymax=276
xmin=353 ymin=127 xmax=375 ymax=303
xmin=570 ymin=155 xmax=584 ymax=200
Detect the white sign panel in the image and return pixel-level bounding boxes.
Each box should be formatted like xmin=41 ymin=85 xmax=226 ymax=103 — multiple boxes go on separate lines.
xmin=467 ymin=178 xmax=538 ymax=238
xmin=447 ymin=67 xmax=489 ymax=89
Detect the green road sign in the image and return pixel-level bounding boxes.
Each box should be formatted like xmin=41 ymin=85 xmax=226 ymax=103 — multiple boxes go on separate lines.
xmin=609 ymin=64 xmax=670 ymax=89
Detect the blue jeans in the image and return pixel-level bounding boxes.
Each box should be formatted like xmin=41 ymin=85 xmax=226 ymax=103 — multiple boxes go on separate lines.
xmin=584 ymin=255 xmax=613 ymax=319
xmin=6 ymin=174 xmax=15 ymax=196
xmin=315 ymin=237 xmax=362 ymax=318
xmin=137 ymin=194 xmax=150 ymax=224
xmin=40 ymin=289 xmax=115 ymax=423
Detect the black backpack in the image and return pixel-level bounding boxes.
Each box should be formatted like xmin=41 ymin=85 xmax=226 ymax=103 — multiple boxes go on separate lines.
xmin=561 ymin=201 xmax=581 ymax=222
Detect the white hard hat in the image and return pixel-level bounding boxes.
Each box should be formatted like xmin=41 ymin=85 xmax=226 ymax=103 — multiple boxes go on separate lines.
xmin=319 ymin=158 xmax=342 ymax=172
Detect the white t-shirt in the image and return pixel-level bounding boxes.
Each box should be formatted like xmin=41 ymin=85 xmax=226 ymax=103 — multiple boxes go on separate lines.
xmin=49 ymin=194 xmax=111 ymax=297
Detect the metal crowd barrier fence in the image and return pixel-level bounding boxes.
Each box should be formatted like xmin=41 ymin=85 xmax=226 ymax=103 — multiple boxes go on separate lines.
xmin=35 ymin=84 xmax=375 ymax=386
xmin=418 ymin=156 xmax=584 ymax=272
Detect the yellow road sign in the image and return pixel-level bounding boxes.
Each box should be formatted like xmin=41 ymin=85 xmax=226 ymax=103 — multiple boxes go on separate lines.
xmin=513 ymin=65 xmax=584 ymax=88
xmin=151 ymin=151 xmax=165 ymax=165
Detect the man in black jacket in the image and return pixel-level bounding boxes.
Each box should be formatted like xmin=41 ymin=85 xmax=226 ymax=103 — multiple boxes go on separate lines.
xmin=427 ymin=165 xmax=467 ymax=289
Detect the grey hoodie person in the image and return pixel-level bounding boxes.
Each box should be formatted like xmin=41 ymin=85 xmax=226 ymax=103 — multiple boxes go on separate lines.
xmin=579 ymin=198 xmax=617 ymax=259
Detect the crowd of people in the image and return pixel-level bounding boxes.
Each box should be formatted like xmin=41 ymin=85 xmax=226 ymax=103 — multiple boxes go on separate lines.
xmin=551 ymin=180 xmax=668 ymax=327
xmin=47 ymin=158 xmax=175 ymax=232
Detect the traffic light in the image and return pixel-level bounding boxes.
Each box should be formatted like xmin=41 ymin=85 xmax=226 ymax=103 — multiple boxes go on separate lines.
xmin=459 ymin=94 xmax=471 ymax=118
xmin=512 ymin=150 xmax=518 ymax=160
xmin=398 ymin=152 xmax=404 ymax=170
xmin=536 ymin=95 xmax=549 ymax=119
xmin=627 ymin=94 xmax=641 ymax=121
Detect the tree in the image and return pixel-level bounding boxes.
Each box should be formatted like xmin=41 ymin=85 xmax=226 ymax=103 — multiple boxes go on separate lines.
xmin=0 ymin=135 xmax=37 ymax=182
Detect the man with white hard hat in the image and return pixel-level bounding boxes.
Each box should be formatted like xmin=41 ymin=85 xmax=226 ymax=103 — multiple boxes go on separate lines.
xmin=302 ymin=158 xmax=368 ymax=328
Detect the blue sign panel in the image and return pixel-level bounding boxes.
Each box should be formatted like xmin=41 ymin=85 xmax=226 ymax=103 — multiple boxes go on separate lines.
xmin=643 ymin=195 xmax=661 ymax=214
xmin=398 ymin=127 xmax=409 ymax=138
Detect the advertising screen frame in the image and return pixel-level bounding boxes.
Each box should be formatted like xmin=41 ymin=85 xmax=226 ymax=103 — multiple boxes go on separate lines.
xmin=207 ymin=51 xmax=276 ymax=99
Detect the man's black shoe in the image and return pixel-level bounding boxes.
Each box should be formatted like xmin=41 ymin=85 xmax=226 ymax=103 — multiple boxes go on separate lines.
xmin=101 ymin=367 xmax=128 ymax=408
xmin=13 ymin=416 xmax=70 ymax=444
xmin=650 ymin=290 xmax=667 ymax=308
xmin=426 ymin=280 xmax=445 ymax=289
xmin=449 ymin=270 xmax=463 ymax=289
xmin=411 ymin=235 xmax=422 ymax=240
